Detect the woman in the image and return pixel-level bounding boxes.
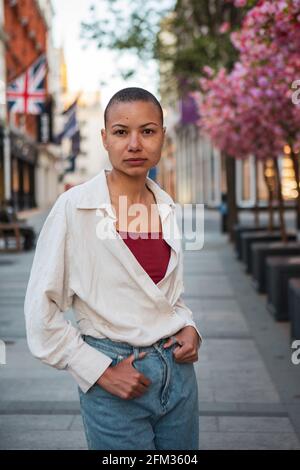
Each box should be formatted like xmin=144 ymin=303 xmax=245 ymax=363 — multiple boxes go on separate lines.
xmin=24 ymin=87 xmax=202 ymax=450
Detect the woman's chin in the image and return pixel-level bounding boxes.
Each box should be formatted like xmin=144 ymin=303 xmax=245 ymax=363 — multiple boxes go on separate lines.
xmin=122 ymin=165 xmax=150 ymax=176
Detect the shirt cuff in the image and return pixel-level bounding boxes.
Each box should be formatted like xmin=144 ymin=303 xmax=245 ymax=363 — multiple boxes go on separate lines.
xmin=67 ymin=341 xmax=113 ymax=393
xmin=183 ymin=322 xmax=203 ymax=350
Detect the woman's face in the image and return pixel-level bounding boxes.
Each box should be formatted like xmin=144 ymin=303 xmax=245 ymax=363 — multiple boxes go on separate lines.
xmin=101 ymin=100 xmax=166 ymax=176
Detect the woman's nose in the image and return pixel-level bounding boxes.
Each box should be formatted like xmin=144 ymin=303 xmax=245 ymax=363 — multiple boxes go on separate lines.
xmin=128 ymin=132 xmax=142 ymax=150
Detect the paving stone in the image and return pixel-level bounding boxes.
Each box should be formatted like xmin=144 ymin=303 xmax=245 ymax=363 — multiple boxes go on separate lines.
xmin=212 ymin=369 xmax=280 ymax=403
xmin=0 ymin=378 xmax=79 ymax=402
xmin=0 ymin=431 xmax=87 ymax=450
xmin=193 ymin=311 xmax=250 ymax=337
xmin=199 ymin=431 xmax=300 ymax=450
xmin=195 ymin=298 xmax=242 ymax=314
xmin=0 ymin=414 xmax=75 ymax=431
xmin=218 ymin=416 xmax=295 ymax=433
xmin=184 ymin=275 xmax=234 ymax=298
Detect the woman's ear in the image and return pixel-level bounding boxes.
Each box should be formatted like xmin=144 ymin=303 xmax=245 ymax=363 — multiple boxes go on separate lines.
xmin=101 ymin=128 xmax=108 ymax=150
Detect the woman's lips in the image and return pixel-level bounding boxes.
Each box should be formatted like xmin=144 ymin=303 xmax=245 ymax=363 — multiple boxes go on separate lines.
xmin=124 ymin=158 xmax=147 ymax=166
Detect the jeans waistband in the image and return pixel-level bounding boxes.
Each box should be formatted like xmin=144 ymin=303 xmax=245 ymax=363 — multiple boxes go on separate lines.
xmin=82 ymin=335 xmax=177 ymax=356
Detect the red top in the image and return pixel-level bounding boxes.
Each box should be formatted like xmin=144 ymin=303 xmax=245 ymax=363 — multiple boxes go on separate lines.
xmin=117 ymin=230 xmax=171 ymax=284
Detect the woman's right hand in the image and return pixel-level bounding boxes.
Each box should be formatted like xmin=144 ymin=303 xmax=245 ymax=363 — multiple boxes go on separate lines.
xmin=96 ymin=352 xmax=151 ymax=400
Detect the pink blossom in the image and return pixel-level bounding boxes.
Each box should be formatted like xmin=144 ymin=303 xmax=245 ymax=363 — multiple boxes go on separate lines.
xmin=195 ymin=0 xmax=300 ymax=160
xmin=234 ymin=0 xmax=247 ymax=7
xmin=202 ymin=66 xmax=214 ymax=77
xmin=219 ymin=22 xmax=230 ymax=33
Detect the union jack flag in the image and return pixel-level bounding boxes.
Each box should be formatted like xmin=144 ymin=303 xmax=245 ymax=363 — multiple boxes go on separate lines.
xmin=7 ymin=54 xmax=47 ymax=115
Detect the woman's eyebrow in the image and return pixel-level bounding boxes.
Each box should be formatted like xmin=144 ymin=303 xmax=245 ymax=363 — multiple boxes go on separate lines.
xmin=111 ymin=122 xmax=159 ymax=128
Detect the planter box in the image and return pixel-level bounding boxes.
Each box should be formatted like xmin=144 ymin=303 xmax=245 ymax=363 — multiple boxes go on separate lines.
xmin=252 ymin=242 xmax=300 ymax=293
xmin=233 ymin=224 xmax=279 ymax=260
xmin=289 ymin=278 xmax=300 ymax=341
xmin=266 ymin=256 xmax=300 ymax=321
xmin=241 ymin=231 xmax=297 ymax=273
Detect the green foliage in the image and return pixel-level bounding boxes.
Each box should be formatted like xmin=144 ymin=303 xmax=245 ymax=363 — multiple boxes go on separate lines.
xmin=80 ymin=0 xmax=254 ymax=93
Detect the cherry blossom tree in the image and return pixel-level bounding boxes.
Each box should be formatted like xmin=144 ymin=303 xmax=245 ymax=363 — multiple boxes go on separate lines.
xmin=232 ymin=0 xmax=300 ymax=227
xmin=196 ymin=0 xmax=300 ymax=239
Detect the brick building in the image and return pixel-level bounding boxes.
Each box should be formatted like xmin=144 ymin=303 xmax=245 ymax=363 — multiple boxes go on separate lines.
xmin=0 ymin=0 xmax=62 ymax=211
xmin=4 ymin=0 xmax=48 ymax=209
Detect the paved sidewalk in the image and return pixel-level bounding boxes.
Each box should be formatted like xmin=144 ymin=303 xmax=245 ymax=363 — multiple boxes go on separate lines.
xmin=0 ymin=208 xmax=299 ymax=449
xmin=188 ymin=212 xmax=300 ymax=450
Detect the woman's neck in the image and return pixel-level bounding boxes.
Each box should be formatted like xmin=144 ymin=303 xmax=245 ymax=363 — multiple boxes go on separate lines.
xmin=106 ymin=169 xmax=151 ymax=206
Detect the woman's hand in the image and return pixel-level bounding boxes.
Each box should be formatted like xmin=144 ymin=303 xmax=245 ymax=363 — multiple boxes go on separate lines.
xmin=96 ymin=352 xmax=151 ymax=399
xmin=163 ymin=326 xmax=201 ymax=363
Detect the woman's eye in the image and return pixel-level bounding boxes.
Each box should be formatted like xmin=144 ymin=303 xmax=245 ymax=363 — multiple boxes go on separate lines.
xmin=114 ymin=129 xmax=154 ymax=135
xmin=114 ymin=130 xmax=126 ymax=135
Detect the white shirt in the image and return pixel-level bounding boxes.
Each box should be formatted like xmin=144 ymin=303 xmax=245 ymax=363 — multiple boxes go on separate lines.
xmin=24 ymin=169 xmax=202 ymax=393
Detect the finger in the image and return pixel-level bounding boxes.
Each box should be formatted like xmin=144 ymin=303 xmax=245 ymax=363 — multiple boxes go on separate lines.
xmin=173 ymin=344 xmax=190 ymax=360
xmin=138 ymin=373 xmax=152 ymax=387
xmin=137 ymin=352 xmax=148 ymax=361
xmin=174 ymin=354 xmax=198 ymax=363
xmin=130 ymin=382 xmax=149 ymax=399
xmin=128 ymin=352 xmax=147 ymax=364
xmin=174 ymin=344 xmax=196 ymax=355
xmin=127 ymin=353 xmax=136 ymax=364
xmin=135 ymin=382 xmax=149 ymax=394
xmin=130 ymin=390 xmax=145 ymax=399
xmin=163 ymin=337 xmax=176 ymax=349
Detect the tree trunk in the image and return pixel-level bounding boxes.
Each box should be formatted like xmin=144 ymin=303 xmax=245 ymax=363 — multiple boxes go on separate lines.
xmin=290 ymin=151 xmax=300 ymax=230
xmin=263 ymin=161 xmax=275 ymax=232
xmin=254 ymin=156 xmax=259 ymax=226
xmin=225 ymin=154 xmax=238 ymax=242
xmin=273 ymin=158 xmax=287 ymax=243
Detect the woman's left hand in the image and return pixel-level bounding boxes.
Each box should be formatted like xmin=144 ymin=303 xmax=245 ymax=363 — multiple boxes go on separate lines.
xmin=163 ymin=326 xmax=201 ymax=363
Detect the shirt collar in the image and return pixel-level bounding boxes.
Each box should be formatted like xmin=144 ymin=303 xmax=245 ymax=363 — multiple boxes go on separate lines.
xmin=76 ymin=168 xmax=176 ymax=219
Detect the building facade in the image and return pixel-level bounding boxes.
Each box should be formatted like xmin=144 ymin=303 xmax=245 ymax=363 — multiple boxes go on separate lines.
xmin=2 ymin=0 xmax=62 ymax=211
xmin=0 ymin=0 xmax=8 ymax=204
xmin=62 ymin=91 xmax=110 ymax=189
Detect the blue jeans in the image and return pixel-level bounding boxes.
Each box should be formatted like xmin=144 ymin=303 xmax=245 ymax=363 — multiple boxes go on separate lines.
xmin=78 ymin=335 xmax=199 ymax=450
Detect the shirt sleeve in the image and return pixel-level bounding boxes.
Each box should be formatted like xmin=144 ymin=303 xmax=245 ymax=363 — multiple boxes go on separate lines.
xmin=24 ymin=194 xmax=113 ymax=393
xmin=173 ymin=245 xmax=203 ymax=349
xmin=173 ymin=296 xmax=203 ymax=349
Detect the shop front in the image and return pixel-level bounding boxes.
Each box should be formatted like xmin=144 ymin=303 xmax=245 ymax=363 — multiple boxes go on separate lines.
xmin=10 ymin=131 xmax=37 ymax=211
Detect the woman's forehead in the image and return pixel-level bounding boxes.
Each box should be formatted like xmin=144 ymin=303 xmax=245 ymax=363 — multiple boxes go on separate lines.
xmin=107 ymin=100 xmax=161 ymax=125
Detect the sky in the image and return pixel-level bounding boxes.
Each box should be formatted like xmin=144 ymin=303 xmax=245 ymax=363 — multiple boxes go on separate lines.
xmin=51 ymin=0 xmax=160 ymax=108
